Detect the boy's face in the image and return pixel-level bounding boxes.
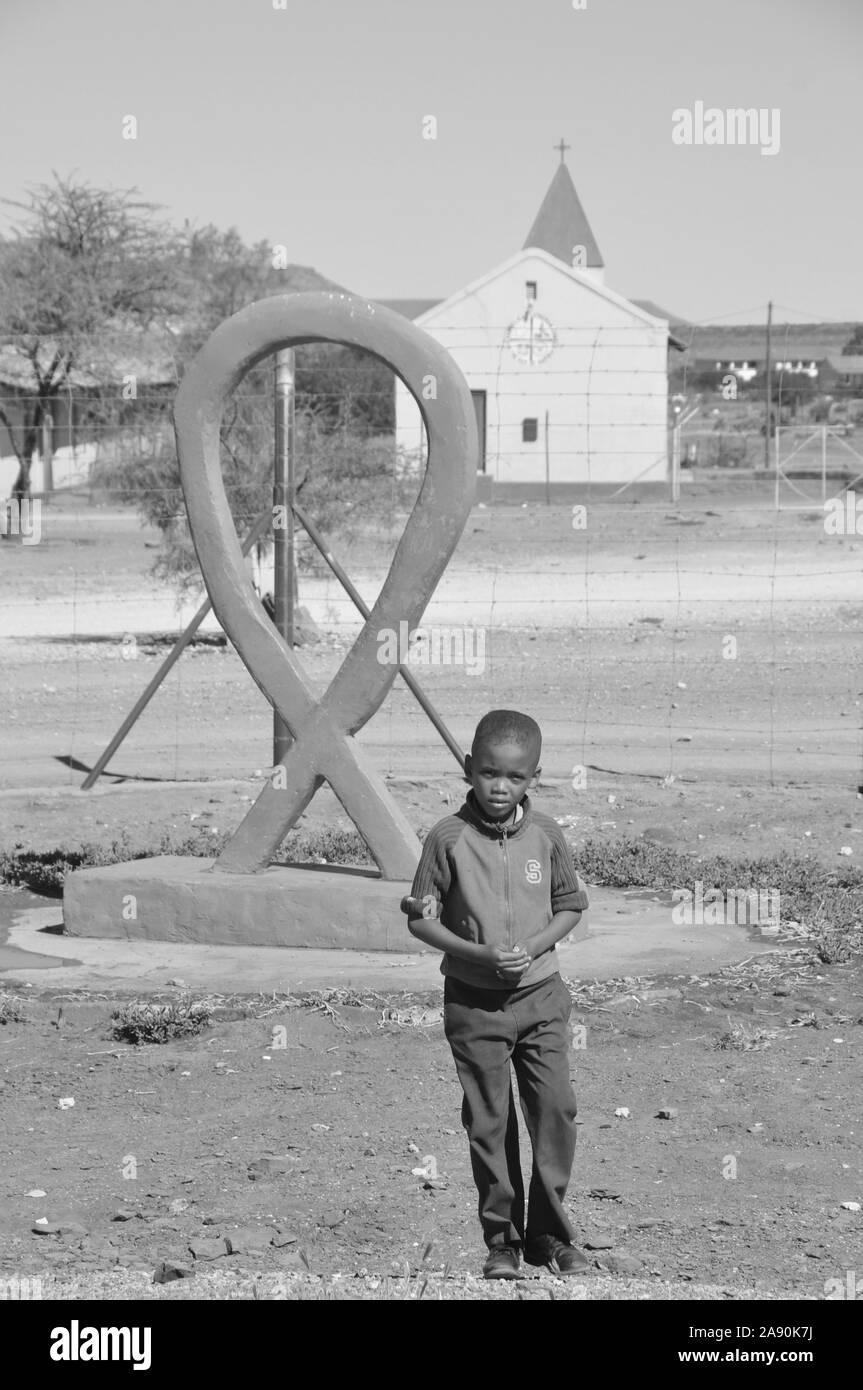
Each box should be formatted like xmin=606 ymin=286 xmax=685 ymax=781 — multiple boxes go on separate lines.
xmin=465 ymin=738 xmax=540 ymax=821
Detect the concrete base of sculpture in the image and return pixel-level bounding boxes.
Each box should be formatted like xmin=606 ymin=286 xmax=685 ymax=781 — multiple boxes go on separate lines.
xmin=62 ymin=857 xmax=423 ymax=952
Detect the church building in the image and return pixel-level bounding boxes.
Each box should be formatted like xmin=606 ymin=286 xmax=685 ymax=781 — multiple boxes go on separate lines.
xmin=383 ymin=146 xmax=671 ymax=493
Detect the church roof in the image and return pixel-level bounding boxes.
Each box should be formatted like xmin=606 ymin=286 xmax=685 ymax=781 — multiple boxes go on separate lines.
xmin=375 ymin=298 xmax=443 ymax=320
xmin=523 ymin=162 xmax=604 ymax=268
xmin=632 ymin=299 xmax=688 ymax=327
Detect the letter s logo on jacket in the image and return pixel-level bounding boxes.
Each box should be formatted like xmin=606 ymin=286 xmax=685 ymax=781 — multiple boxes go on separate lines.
xmin=525 ymin=859 xmax=542 ymax=885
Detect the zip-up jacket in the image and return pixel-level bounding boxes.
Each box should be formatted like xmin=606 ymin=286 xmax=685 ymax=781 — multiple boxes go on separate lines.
xmin=405 ymin=791 xmax=589 ymax=990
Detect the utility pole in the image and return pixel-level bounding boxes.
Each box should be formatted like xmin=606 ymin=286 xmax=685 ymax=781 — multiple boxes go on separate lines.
xmin=764 ymin=300 xmax=773 ymax=472
xmin=273 ymin=348 xmax=296 ymax=766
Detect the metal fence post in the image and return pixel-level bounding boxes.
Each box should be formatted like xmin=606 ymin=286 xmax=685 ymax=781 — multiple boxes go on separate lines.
xmin=671 ymin=424 xmax=680 ymax=503
xmin=273 ymin=348 xmax=295 ymax=766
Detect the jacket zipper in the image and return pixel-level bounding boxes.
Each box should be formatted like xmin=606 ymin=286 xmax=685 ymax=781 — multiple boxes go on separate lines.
xmin=501 ymin=828 xmax=512 ymax=947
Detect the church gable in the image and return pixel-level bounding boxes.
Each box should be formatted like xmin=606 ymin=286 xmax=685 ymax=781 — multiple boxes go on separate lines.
xmin=415 ymin=248 xmax=665 ymax=335
xmin=391 ymin=144 xmax=670 ymax=491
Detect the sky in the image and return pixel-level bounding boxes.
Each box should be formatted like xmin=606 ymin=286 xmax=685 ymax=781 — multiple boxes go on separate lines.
xmin=1 ymin=0 xmax=860 ymax=325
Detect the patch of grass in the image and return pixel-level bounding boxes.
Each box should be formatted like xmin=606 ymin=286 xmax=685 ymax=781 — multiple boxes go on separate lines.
xmin=714 ymin=1021 xmax=778 ymax=1052
xmin=0 ymin=830 xmax=216 ymax=897
xmin=576 ymin=836 xmax=863 ymax=935
xmin=4 ymin=828 xmax=860 ymax=950
xmin=276 ymin=826 xmax=371 ymax=867
xmin=109 ymin=998 xmax=212 ymax=1045
xmin=0 ymin=825 xmax=373 ymax=896
xmin=0 ymin=992 xmax=26 ymax=1024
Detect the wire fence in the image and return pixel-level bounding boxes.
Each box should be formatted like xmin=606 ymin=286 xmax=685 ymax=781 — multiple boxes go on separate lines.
xmin=1 ymin=482 xmax=860 ymax=805
xmin=1 ymin=326 xmax=861 ymax=811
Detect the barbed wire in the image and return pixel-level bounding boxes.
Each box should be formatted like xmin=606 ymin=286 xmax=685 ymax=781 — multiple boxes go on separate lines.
xmin=1 ymin=322 xmax=859 ymax=797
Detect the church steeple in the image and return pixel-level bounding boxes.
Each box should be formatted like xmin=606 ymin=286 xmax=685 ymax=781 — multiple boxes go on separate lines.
xmin=523 ymin=143 xmax=604 ymax=281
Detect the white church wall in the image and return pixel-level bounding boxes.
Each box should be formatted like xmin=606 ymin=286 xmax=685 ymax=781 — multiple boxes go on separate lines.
xmin=395 ymin=252 xmax=669 ymax=486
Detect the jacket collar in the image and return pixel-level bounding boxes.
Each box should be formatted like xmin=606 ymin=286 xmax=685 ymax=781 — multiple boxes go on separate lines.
xmin=462 ymin=790 xmax=533 ymax=838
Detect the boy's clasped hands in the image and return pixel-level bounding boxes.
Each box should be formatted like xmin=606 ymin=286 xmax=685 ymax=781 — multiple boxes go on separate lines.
xmin=487 ymin=943 xmax=532 ymax=980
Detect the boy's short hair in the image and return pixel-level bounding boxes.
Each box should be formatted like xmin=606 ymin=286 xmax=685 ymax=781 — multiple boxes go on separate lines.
xmin=472 ymin=709 xmax=541 ymax=756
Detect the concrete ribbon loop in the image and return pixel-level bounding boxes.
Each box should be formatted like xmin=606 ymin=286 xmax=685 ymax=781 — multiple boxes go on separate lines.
xmin=174 ymin=292 xmax=477 ymax=878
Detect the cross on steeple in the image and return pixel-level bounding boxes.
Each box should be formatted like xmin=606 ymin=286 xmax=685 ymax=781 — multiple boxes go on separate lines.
xmin=554 ymin=137 xmax=570 ymax=164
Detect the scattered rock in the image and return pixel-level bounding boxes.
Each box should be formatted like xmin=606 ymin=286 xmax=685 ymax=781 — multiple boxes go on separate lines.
xmin=589 ymin=1188 xmax=622 ymax=1201
xmin=656 ymin=1108 xmax=678 ymax=1120
xmin=57 ymin=1097 xmax=75 ymax=1110
xmin=247 ymin=1155 xmax=296 ymax=1180
xmin=274 ymin=1248 xmax=308 ymax=1270
xmin=224 ymin=1226 xmax=275 ymax=1254
xmin=152 ymin=1260 xmax=195 ymax=1284
xmin=79 ymin=1237 xmax=118 ymax=1261
xmin=25 ymin=1189 xmax=47 ymax=1198
xmin=614 ymin=1107 xmax=631 ymax=1119
xmin=584 ymin=1236 xmax=614 ymax=1250
xmin=840 ymin=1201 xmax=861 ymax=1212
xmin=32 ymin=1220 xmax=88 ymax=1237
xmin=169 ymin=1198 xmax=190 ymax=1215
xmin=596 ymin=1252 xmax=643 ymax=1275
xmin=111 ymin=1208 xmax=139 ymax=1222
xmin=831 ymin=1210 xmax=859 ymax=1229
xmin=319 ymin=1209 xmax=346 ymax=1229
xmin=188 ymin=1236 xmax=228 ymax=1261
xmin=641 ymin=827 xmax=677 ymax=845
xmin=272 ymin=1229 xmax=299 ymax=1248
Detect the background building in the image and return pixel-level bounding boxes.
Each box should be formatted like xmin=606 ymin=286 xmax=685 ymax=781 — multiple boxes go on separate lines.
xmin=383 ymin=152 xmax=674 ymax=495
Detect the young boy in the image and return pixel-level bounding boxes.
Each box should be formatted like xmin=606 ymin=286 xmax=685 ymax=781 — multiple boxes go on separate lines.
xmin=402 ymin=709 xmax=591 ymax=1280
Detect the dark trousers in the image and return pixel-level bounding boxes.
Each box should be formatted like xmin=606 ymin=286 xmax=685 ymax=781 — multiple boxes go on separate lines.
xmin=443 ymin=971 xmax=576 ymax=1249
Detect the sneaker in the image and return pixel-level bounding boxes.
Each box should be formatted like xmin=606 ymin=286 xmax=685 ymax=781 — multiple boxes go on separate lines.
xmin=524 ymin=1235 xmax=592 ymax=1275
xmin=483 ymin=1244 xmax=525 ymax=1280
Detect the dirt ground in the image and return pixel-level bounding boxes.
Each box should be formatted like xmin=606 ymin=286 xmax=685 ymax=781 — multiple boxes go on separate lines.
xmin=0 ymin=948 xmax=860 ymax=1300
xmin=0 ymin=477 xmax=861 ymax=1300
xmin=1 ymin=475 xmax=861 ymax=862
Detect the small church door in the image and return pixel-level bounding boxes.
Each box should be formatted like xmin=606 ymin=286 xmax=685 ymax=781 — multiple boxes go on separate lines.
xmin=471 ymin=390 xmax=487 ymax=472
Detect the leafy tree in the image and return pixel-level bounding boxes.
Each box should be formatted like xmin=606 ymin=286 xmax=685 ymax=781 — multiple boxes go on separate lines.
xmin=0 ymin=173 xmax=183 ymax=498
xmin=841 ymin=325 xmax=863 ymax=356
xmin=102 ymin=399 xmax=413 ymax=593
xmin=95 ymin=221 xmax=404 ymax=592
xmin=0 ymin=181 xmax=405 ymax=588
